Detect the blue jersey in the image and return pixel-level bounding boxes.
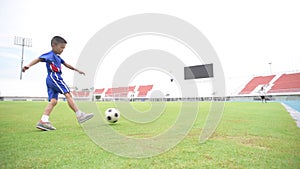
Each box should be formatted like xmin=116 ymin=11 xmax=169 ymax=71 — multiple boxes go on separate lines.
xmin=39 ymin=51 xmax=65 ymax=75
xmin=39 ymin=51 xmax=70 ymax=101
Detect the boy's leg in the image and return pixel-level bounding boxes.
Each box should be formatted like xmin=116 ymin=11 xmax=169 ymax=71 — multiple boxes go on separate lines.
xmin=64 ymin=92 xmax=79 ymax=112
xmin=44 ymin=98 xmax=58 ymax=116
xmin=36 ymin=98 xmax=57 ymax=131
xmin=64 ymin=92 xmax=94 ymax=123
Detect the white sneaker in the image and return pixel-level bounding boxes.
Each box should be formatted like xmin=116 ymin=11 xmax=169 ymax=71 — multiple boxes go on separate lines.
xmin=77 ymin=112 xmax=94 ymax=123
xmin=36 ymin=120 xmax=56 ymax=131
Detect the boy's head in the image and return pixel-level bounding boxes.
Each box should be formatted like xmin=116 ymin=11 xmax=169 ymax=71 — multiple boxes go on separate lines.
xmin=51 ymin=36 xmax=67 ymax=55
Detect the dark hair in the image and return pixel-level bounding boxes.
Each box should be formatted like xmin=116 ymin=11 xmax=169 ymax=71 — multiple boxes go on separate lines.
xmin=51 ymin=36 xmax=67 ymax=46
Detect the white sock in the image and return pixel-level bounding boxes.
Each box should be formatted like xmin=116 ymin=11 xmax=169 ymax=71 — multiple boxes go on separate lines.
xmin=76 ymin=110 xmax=83 ymax=117
xmin=41 ymin=115 xmax=49 ymax=122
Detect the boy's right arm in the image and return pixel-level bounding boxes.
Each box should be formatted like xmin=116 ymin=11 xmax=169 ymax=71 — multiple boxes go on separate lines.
xmin=22 ymin=58 xmax=43 ymax=72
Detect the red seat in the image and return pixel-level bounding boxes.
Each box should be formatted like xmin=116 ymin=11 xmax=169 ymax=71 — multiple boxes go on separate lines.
xmin=105 ymin=86 xmax=137 ymax=97
xmin=137 ymin=85 xmax=153 ymax=97
xmin=268 ymin=73 xmax=300 ymax=93
xmin=239 ymin=75 xmax=275 ymax=94
xmin=94 ymin=88 xmax=104 ymax=94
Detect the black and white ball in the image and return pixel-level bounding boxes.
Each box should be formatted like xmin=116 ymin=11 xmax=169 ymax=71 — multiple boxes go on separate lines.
xmin=105 ymin=108 xmax=120 ymax=123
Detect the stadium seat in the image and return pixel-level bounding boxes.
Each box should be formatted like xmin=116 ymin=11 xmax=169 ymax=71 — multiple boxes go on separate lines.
xmin=239 ymin=75 xmax=275 ymax=94
xmin=71 ymin=91 xmax=90 ymax=97
xmin=137 ymin=85 xmax=153 ymax=97
xmin=268 ymin=73 xmax=300 ymax=93
xmin=94 ymin=88 xmax=105 ymax=94
xmin=105 ymin=86 xmax=136 ymax=97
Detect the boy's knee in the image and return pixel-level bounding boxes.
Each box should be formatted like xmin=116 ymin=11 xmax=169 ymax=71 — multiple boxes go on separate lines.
xmin=50 ymin=99 xmax=58 ymax=106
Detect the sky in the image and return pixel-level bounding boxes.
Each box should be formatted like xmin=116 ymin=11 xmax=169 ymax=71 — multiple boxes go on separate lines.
xmin=0 ymin=0 xmax=300 ymax=97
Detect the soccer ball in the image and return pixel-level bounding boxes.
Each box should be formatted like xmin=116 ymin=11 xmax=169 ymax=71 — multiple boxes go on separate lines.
xmin=105 ymin=108 xmax=120 ymax=123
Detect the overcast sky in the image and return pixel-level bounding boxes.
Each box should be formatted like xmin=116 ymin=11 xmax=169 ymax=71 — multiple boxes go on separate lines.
xmin=0 ymin=0 xmax=299 ymax=96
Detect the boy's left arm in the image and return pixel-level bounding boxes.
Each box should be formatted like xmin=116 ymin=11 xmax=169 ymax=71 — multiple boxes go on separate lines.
xmin=63 ymin=62 xmax=85 ymax=75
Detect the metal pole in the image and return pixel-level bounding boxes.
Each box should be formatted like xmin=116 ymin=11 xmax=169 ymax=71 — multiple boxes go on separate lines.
xmin=14 ymin=36 xmax=32 ymax=80
xmin=20 ymin=38 xmax=25 ymax=80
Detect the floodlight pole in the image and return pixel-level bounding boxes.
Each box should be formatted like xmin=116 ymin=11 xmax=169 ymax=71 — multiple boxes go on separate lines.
xmin=268 ymin=62 xmax=272 ymax=74
xmin=20 ymin=38 xmax=25 ymax=80
xmin=14 ymin=36 xmax=32 ymax=80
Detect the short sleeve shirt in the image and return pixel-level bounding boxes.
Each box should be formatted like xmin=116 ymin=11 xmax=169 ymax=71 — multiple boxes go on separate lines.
xmin=39 ymin=51 xmax=65 ymax=75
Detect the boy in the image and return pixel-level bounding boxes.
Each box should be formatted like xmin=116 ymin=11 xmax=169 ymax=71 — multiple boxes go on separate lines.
xmin=22 ymin=36 xmax=94 ymax=131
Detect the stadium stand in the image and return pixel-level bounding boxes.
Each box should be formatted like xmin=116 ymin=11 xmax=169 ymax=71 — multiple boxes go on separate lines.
xmin=104 ymin=86 xmax=137 ymax=97
xmin=239 ymin=75 xmax=276 ymax=94
xmin=238 ymin=72 xmax=300 ymax=96
xmin=94 ymin=88 xmax=105 ymax=95
xmin=97 ymin=85 xmax=153 ymax=98
xmin=137 ymin=85 xmax=153 ymax=97
xmin=268 ymin=72 xmax=300 ymax=93
xmin=128 ymin=86 xmax=136 ymax=93
xmin=105 ymin=88 xmax=114 ymax=97
xmin=71 ymin=91 xmax=90 ymax=97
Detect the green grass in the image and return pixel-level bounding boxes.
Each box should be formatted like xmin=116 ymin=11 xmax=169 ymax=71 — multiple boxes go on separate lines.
xmin=0 ymin=101 xmax=299 ymax=168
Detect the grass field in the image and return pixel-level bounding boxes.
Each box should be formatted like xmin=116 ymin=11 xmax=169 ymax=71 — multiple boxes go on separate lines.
xmin=1 ymin=101 xmax=300 ymax=168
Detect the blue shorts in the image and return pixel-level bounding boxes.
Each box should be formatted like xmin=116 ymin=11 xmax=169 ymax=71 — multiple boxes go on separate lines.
xmin=46 ymin=72 xmax=70 ymax=101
